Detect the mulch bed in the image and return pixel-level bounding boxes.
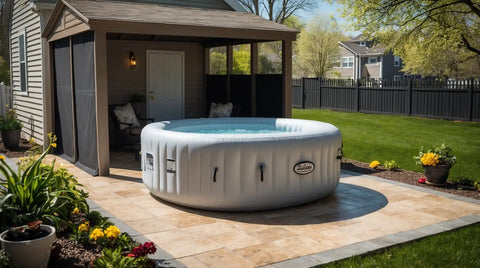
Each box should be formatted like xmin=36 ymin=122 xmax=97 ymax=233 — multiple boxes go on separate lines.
xmin=342 ymin=159 xmax=480 ymax=200
xmin=1 ymin=143 xmax=478 ymax=267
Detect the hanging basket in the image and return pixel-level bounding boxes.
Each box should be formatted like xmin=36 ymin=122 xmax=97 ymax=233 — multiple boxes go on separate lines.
xmin=423 ymin=165 xmax=451 ymax=186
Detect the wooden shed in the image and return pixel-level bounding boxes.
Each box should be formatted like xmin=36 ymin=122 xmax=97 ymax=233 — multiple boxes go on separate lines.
xmin=42 ymin=0 xmax=298 ymax=176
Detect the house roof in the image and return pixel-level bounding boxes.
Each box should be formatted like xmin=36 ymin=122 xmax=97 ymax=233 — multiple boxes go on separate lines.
xmin=339 ymin=41 xmax=385 ymax=56
xmin=42 ymin=0 xmax=298 ymax=42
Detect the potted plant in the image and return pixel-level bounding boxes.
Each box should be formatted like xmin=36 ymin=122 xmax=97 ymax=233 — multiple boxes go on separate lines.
xmin=0 ymin=107 xmax=22 ymax=150
xmin=415 ymin=143 xmax=457 ymax=185
xmin=0 ymin=220 xmax=55 ymax=268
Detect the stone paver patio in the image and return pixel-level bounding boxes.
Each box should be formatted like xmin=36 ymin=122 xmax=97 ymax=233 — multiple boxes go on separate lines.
xmin=49 ymin=153 xmax=480 ymax=267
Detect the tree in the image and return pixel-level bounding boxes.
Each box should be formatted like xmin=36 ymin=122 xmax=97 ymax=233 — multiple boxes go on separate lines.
xmin=335 ymin=0 xmax=480 ymax=78
xmin=295 ymin=15 xmax=345 ymax=77
xmin=238 ymin=0 xmax=316 ymax=24
xmin=0 ymin=0 xmax=14 ymax=65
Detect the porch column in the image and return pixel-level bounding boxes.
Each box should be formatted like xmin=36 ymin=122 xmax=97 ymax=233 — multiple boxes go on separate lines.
xmin=226 ymin=45 xmax=233 ymax=102
xmin=282 ymin=40 xmax=292 ymax=118
xmin=250 ymin=43 xmax=258 ymax=116
xmin=94 ymin=30 xmax=110 ymax=176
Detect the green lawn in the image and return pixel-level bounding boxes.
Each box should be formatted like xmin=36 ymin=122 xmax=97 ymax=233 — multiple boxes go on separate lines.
xmin=326 ymin=223 xmax=480 ymax=267
xmin=292 ymin=109 xmax=480 ymax=181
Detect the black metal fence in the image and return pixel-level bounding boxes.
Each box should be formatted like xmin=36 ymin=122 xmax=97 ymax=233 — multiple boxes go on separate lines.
xmin=292 ymin=78 xmax=480 ymax=121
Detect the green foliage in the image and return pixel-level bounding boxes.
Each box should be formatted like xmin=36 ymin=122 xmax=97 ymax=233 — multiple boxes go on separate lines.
xmin=383 ymin=160 xmax=400 ymax=171
xmin=327 ymin=223 xmax=480 ymax=267
xmin=0 ymin=249 xmax=9 ymax=267
xmin=93 ymin=247 xmax=138 ymax=268
xmin=335 ymin=0 xmax=480 ymax=78
xmin=295 ymin=15 xmax=345 ymax=77
xmin=0 ymin=108 xmax=22 ymax=131
xmin=86 ymin=210 xmax=106 ymax=227
xmin=232 ymin=45 xmax=250 ymax=74
xmin=293 ymin=109 xmax=480 ymax=182
xmin=0 ymin=134 xmax=88 ymax=231
xmin=0 ymin=56 xmax=9 ymax=86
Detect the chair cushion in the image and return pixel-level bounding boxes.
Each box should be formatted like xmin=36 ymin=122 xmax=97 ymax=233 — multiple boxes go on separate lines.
xmin=208 ymin=102 xmax=233 ymax=118
xmin=113 ymin=103 xmax=140 ymax=130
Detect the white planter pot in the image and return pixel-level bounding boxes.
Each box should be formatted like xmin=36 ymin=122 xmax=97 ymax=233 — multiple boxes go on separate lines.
xmin=0 ymin=224 xmax=56 ymax=268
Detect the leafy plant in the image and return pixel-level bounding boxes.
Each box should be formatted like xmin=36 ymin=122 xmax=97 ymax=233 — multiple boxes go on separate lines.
xmin=0 ymin=249 xmax=9 ymax=267
xmin=0 ymin=107 xmax=22 ymax=131
xmin=415 ymin=143 xmax=456 ymax=167
xmin=448 ymin=176 xmax=475 ymax=187
xmin=0 ymin=133 xmax=88 ymax=231
xmin=92 ymin=247 xmax=138 ymax=268
xmin=384 ymin=160 xmax=400 ymax=171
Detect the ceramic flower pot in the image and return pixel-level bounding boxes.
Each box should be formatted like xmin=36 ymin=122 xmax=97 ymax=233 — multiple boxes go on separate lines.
xmin=0 ymin=224 xmax=56 ymax=268
xmin=1 ymin=129 xmax=21 ymax=150
xmin=423 ymin=165 xmax=451 ymax=185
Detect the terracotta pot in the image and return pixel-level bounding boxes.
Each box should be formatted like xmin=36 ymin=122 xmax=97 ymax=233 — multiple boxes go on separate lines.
xmin=0 ymin=225 xmax=56 ymax=268
xmin=1 ymin=129 xmax=21 ymax=150
xmin=423 ymin=165 xmax=451 ymax=185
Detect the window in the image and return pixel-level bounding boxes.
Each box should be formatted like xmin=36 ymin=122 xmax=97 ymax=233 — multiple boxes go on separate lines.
xmin=18 ymin=31 xmax=27 ymax=92
xmin=393 ymin=75 xmax=401 ymax=81
xmin=341 ymin=57 xmax=353 ymax=68
xmin=394 ymin=56 xmax=401 ymax=67
xmin=368 ymin=57 xmax=377 ymax=64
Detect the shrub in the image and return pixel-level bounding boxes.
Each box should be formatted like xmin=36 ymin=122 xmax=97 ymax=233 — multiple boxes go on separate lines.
xmin=0 ymin=107 xmax=22 ymax=131
xmin=448 ymin=176 xmax=475 ymax=187
xmin=369 ymin=160 xmax=381 ymax=169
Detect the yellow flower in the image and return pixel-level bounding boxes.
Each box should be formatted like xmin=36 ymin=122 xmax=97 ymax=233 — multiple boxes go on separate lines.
xmin=0 ymin=155 xmax=5 ymax=161
xmin=104 ymin=225 xmax=121 ymax=239
xmin=29 ymin=137 xmax=35 ymax=144
xmin=90 ymin=228 xmax=104 ymax=241
xmin=369 ymin=160 xmax=381 ymax=169
xmin=420 ymin=152 xmax=439 ymax=166
xmin=72 ymin=207 xmax=80 ymax=215
xmin=78 ymin=222 xmax=89 ymax=233
xmin=51 ymin=143 xmax=57 ymax=148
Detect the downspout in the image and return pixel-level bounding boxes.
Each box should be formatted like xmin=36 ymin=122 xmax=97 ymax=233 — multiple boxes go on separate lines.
xmin=380 ymin=56 xmax=383 ymax=79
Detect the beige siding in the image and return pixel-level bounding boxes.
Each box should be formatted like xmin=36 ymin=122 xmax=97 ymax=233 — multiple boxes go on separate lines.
xmin=332 ymin=46 xmax=354 ymax=79
xmin=107 ymin=40 xmax=206 ymax=118
xmin=10 ymin=0 xmax=46 ymax=144
xmin=52 ymin=7 xmax=87 ymax=35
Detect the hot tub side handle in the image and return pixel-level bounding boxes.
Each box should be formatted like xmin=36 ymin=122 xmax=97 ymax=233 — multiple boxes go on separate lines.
xmin=259 ymin=163 xmax=265 ymax=182
xmin=213 ymin=167 xmax=219 ymax=182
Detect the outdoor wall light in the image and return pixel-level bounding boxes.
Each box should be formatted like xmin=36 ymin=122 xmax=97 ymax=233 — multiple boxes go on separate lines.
xmin=129 ymin=51 xmax=136 ymax=69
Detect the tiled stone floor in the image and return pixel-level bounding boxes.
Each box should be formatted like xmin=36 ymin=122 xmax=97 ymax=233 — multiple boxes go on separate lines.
xmin=48 ymin=152 xmax=480 ymax=267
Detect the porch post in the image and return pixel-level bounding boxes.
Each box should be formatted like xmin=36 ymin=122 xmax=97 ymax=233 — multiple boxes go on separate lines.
xmin=94 ymin=30 xmax=110 ymax=176
xmin=282 ymin=40 xmax=292 ymax=118
xmin=44 ymin=42 xmax=55 ymax=147
xmin=226 ymin=45 xmax=233 ymax=102
xmin=250 ymin=43 xmax=258 ymax=116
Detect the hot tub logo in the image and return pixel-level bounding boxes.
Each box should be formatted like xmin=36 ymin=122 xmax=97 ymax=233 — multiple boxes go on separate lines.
xmin=293 ymin=161 xmax=315 ymax=175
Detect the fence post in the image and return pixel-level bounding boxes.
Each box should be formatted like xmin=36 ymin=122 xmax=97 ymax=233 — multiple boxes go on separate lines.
xmin=468 ymin=78 xmax=474 ymax=121
xmin=301 ymin=77 xmax=306 ymax=109
xmin=318 ymin=77 xmax=321 ymax=109
xmin=355 ymin=79 xmax=360 ymax=112
xmin=406 ymin=79 xmax=412 ymax=115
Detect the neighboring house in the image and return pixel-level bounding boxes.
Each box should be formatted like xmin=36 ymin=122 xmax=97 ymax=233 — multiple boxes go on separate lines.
xmin=11 ymin=0 xmax=298 ymax=175
xmin=333 ymin=35 xmax=404 ymax=81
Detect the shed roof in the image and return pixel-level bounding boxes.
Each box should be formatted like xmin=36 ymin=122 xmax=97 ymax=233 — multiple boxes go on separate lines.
xmin=43 ymin=0 xmax=298 ymax=42
xmin=339 ymin=41 xmax=385 ymax=56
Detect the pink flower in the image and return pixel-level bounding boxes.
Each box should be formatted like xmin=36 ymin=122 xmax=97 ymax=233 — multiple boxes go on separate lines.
xmin=418 ymin=177 xmax=427 ymax=184
xmin=126 ymin=254 xmax=135 ymax=258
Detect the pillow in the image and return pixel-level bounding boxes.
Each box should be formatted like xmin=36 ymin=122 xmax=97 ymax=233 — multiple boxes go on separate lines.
xmin=208 ymin=102 xmax=218 ymax=118
xmin=113 ymin=103 xmax=140 ymax=130
xmin=213 ymin=102 xmax=233 ymax=117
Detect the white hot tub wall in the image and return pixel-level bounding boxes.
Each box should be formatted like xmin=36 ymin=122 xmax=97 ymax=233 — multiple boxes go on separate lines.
xmin=141 ymin=118 xmax=342 ymax=211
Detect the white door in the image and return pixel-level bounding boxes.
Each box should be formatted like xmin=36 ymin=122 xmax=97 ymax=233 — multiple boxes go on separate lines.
xmin=147 ymin=50 xmax=184 ymax=121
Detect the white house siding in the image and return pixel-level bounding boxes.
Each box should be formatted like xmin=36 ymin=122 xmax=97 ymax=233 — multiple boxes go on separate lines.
xmin=10 ymin=0 xmax=51 ymax=144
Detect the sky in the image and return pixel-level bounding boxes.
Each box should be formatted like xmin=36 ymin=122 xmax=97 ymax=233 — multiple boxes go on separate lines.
xmin=296 ymin=1 xmax=361 ymax=37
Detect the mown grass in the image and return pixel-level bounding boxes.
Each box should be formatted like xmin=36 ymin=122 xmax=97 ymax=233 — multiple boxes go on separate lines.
xmin=292 ymin=109 xmax=480 ymax=182
xmin=326 ymin=223 xmax=480 ymax=267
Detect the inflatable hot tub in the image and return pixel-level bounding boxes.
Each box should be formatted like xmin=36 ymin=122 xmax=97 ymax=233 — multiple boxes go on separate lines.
xmin=141 ymin=117 xmax=342 ymax=211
